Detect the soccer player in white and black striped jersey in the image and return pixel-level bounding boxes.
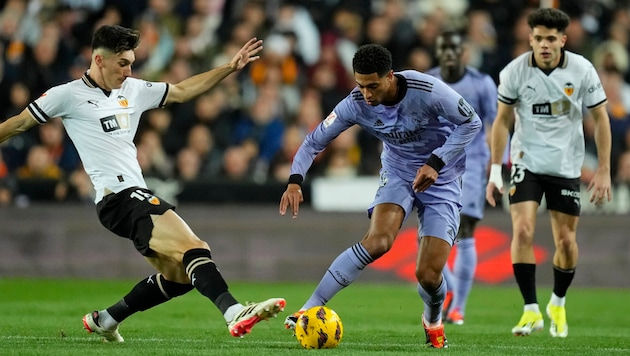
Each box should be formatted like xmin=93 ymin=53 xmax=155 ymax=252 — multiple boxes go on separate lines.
xmin=0 ymin=25 xmax=285 ymax=342
xmin=486 ymin=7 xmax=612 ymax=338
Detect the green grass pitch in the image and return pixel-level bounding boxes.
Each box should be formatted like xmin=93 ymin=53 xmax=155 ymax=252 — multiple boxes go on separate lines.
xmin=1 ymin=279 xmax=629 ymax=355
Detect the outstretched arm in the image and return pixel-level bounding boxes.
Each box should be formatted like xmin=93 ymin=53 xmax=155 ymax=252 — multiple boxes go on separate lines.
xmin=0 ymin=109 xmax=39 ymax=143
xmin=166 ymin=37 xmax=263 ymax=104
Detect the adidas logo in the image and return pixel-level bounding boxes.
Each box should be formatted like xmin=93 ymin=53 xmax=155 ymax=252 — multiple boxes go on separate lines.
xmin=374 ymin=119 xmax=384 ymax=127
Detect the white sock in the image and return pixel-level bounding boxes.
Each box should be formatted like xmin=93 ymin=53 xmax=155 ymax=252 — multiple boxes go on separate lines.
xmin=98 ymin=310 xmax=118 ymax=330
xmin=524 ymin=303 xmax=540 ymax=313
xmin=550 ymin=293 xmax=565 ymax=307
xmin=224 ymin=303 xmax=245 ymax=322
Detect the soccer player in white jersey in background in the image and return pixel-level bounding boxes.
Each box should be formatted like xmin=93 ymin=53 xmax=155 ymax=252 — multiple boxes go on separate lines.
xmin=0 ymin=25 xmax=286 ymax=342
xmin=279 ymin=43 xmax=482 ymax=348
xmin=485 ymin=7 xmax=611 ymax=338
xmin=426 ymin=30 xmax=498 ymax=326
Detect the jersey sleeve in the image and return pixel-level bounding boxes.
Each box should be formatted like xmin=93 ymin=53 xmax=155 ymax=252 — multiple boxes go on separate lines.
xmin=431 ymin=82 xmax=482 ymax=165
xmin=28 ymin=85 xmax=71 ymax=124
xmin=132 ymin=79 xmax=169 ymax=111
xmin=497 ymin=65 xmax=518 ymax=105
xmin=289 ymin=96 xmax=355 ymax=180
xmin=581 ymin=63 xmax=607 ymax=109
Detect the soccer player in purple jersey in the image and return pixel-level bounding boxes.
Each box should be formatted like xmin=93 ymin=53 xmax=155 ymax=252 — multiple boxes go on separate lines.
xmin=426 ymin=31 xmax=498 ymax=326
xmin=279 ymin=44 xmax=482 ymax=348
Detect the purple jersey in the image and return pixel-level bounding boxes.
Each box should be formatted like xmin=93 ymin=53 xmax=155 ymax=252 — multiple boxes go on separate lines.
xmin=426 ymin=66 xmax=498 ymax=219
xmin=291 ymin=70 xmax=482 ymax=185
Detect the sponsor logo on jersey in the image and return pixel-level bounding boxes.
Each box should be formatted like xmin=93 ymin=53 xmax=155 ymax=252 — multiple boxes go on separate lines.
xmin=587 ymin=82 xmax=602 ymax=93
xmin=532 ymin=99 xmax=570 ymax=116
xmin=323 ymin=111 xmax=337 ymax=128
xmin=87 ymin=100 xmax=99 ymax=107
xmin=117 ymin=95 xmax=129 ymax=107
xmin=100 ymin=113 xmax=130 ymax=133
xmin=374 ymin=119 xmax=384 ymax=127
xmin=564 ymin=82 xmax=574 ymax=96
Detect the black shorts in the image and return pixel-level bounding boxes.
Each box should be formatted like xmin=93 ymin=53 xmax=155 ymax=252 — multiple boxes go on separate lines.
xmin=96 ymin=186 xmax=175 ymax=256
xmin=508 ymin=165 xmax=581 ymax=216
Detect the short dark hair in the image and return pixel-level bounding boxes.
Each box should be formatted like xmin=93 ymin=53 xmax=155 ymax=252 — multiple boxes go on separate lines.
xmin=92 ymin=25 xmax=140 ymax=53
xmin=527 ymin=8 xmax=570 ymax=33
xmin=352 ymin=44 xmax=392 ymax=76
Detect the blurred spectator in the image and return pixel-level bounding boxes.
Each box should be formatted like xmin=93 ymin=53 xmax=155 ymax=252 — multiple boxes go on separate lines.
xmin=175 ymin=147 xmax=203 ymax=182
xmin=16 ymin=144 xmax=67 ymax=202
xmin=67 ymin=163 xmax=94 ymax=203
xmin=404 ymin=46 xmax=433 ymax=72
xmin=132 ymin=12 xmax=175 ymax=81
xmin=248 ymin=33 xmax=302 ymax=116
xmin=220 ymin=145 xmax=252 ymax=182
xmin=269 ymin=124 xmax=305 ymax=182
xmin=592 ymin=39 xmax=630 ymax=179
xmin=185 ymin=123 xmax=223 ymax=178
xmin=37 ymin=117 xmax=80 ymax=174
xmin=464 ymin=9 xmax=498 ymax=70
xmin=1 ymin=82 xmax=36 ymax=171
xmin=271 ymin=2 xmax=320 ymax=66
xmin=136 ymin=128 xmax=173 ymax=180
xmin=0 ymin=150 xmax=15 ymax=206
xmin=232 ymin=88 xmax=285 ymax=183
xmin=323 ymin=126 xmax=361 ymax=178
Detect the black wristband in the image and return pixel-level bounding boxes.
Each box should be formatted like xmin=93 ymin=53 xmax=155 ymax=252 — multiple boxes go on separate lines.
xmin=288 ymin=174 xmax=303 ymax=186
xmin=425 ymin=154 xmax=445 ymax=172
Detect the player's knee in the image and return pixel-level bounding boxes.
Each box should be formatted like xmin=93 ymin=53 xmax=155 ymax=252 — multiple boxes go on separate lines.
xmin=362 ymin=233 xmax=395 ymax=258
xmin=415 ymin=269 xmax=441 ymax=291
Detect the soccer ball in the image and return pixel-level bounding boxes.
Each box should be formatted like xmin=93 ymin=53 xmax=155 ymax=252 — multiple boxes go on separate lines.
xmin=295 ymin=306 xmax=343 ymax=349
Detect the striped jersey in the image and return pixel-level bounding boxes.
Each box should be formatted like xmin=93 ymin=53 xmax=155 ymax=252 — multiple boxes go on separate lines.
xmin=425 ymin=65 xmax=497 ymax=163
xmin=290 ymin=70 xmax=482 ymax=184
xmin=498 ymin=50 xmax=607 ymax=178
xmin=28 ymin=72 xmax=169 ymax=203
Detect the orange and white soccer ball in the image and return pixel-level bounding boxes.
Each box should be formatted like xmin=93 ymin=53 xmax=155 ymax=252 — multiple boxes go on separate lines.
xmin=295 ymin=306 xmax=343 ymax=349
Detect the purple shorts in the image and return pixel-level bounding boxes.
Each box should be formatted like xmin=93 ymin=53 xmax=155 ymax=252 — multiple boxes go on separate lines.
xmin=368 ymin=168 xmax=462 ymax=246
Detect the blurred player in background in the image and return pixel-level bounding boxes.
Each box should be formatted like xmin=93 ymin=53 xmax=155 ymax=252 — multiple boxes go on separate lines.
xmin=280 ymin=43 xmax=482 ymax=348
xmin=486 ymin=7 xmax=611 ymax=338
xmin=0 ymin=25 xmax=285 ymax=342
xmin=426 ymin=30 xmax=498 ymax=326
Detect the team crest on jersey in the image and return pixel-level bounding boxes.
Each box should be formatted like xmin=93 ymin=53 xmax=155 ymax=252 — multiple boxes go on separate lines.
xmin=148 ymin=196 xmax=160 ymax=205
xmin=323 ymin=111 xmax=337 ymax=128
xmin=564 ymin=83 xmax=574 ymax=96
xmin=117 ymin=95 xmax=129 ymax=107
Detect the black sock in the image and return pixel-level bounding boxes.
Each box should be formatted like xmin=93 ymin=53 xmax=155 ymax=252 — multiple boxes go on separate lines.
xmin=183 ymin=248 xmax=239 ymax=314
xmin=513 ymin=263 xmax=537 ymax=305
xmin=552 ymin=265 xmax=575 ymax=298
xmin=107 ymin=274 xmax=193 ymax=322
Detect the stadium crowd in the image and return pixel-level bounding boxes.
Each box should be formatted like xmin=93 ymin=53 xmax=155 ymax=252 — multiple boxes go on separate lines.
xmin=0 ymin=0 xmax=629 ymax=205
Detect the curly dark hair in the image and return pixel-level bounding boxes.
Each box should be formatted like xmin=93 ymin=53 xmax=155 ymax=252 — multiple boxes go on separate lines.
xmin=527 ymin=8 xmax=570 ymax=33
xmin=352 ymin=44 xmax=392 ymax=76
xmin=91 ymin=25 xmax=140 ymax=53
